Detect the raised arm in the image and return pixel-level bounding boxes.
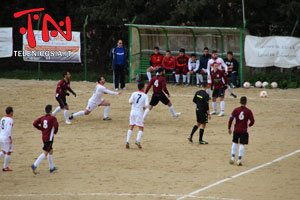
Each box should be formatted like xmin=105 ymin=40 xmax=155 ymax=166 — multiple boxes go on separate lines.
xmin=103 ymin=88 xmax=120 ymax=95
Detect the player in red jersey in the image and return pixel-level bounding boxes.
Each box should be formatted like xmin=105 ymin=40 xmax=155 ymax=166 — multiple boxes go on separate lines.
xmin=32 ymin=105 xmax=59 ymax=174
xmin=52 ymin=71 xmax=76 ymax=125
xmin=146 ymin=47 xmax=164 ymax=81
xmin=228 ymin=96 xmax=255 ymax=166
xmin=175 ymin=48 xmax=190 ymax=85
xmin=210 ymin=62 xmax=226 ymax=117
xmin=143 ymin=67 xmax=181 ymax=119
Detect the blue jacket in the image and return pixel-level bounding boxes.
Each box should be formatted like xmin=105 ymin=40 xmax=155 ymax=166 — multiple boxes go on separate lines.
xmin=110 ymin=46 xmax=129 ymax=70
xmin=200 ymin=53 xmax=212 ymax=70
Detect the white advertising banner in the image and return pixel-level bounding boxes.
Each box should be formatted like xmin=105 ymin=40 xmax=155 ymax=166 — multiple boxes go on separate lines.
xmin=0 ymin=28 xmax=13 ymax=58
xmin=245 ymin=35 xmax=300 ymax=68
xmin=23 ymin=30 xmax=81 ymax=63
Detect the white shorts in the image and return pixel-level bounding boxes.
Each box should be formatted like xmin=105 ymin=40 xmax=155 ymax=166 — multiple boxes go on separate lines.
xmin=0 ymin=141 xmax=13 ymax=153
xmin=86 ymin=99 xmax=104 ymax=112
xmin=129 ymin=110 xmax=144 ymax=127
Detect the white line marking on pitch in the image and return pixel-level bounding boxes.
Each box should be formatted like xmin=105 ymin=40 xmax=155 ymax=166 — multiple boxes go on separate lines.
xmin=176 ymin=149 xmax=300 ymax=200
xmin=0 ymin=193 xmax=241 ymax=200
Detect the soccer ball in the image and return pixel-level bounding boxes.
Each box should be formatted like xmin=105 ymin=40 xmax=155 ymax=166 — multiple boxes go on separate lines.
xmin=255 ymin=81 xmax=262 ymax=88
xmin=262 ymin=81 xmax=269 ymax=88
xmin=260 ymin=91 xmax=268 ymax=98
xmin=271 ymin=82 xmax=278 ymax=88
xmin=243 ymin=82 xmax=250 ymax=88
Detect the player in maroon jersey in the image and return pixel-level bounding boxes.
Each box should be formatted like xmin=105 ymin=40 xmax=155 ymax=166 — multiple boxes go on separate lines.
xmin=52 ymin=71 xmax=76 ymax=125
xmin=210 ymin=62 xmax=226 ymax=117
xmin=228 ymin=96 xmax=255 ymax=166
xmin=31 ymin=105 xmax=59 ymax=174
xmin=143 ymin=67 xmax=181 ymax=119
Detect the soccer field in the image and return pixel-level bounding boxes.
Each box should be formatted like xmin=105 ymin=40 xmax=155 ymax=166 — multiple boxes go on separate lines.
xmin=0 ymin=79 xmax=299 ymax=200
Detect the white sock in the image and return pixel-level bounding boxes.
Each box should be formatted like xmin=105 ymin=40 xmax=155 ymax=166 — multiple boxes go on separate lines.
xmin=64 ymin=110 xmax=69 ymax=121
xmin=52 ymin=106 xmax=61 ymax=116
xmin=147 ymin=72 xmax=151 ymax=81
xmin=187 ymin=72 xmax=190 ymax=84
xmin=220 ymin=101 xmax=225 ymax=112
xmin=238 ymin=145 xmax=245 ymax=161
xmin=231 ymin=143 xmax=237 ymax=159
xmin=196 ymin=74 xmax=199 ymax=84
xmin=34 ymin=153 xmax=46 ymax=167
xmin=3 ymin=155 xmax=10 ymax=168
xmin=0 ymin=152 xmax=4 ymax=158
xmin=175 ymin=74 xmax=180 ymax=83
xmin=206 ymin=88 xmax=210 ymax=97
xmin=136 ymin=131 xmax=143 ymax=143
xmin=183 ymin=75 xmax=186 ymax=83
xmin=143 ymin=108 xmax=150 ymax=119
xmin=104 ymin=106 xmax=110 ymax=118
xmin=48 ymin=154 xmax=53 ymax=169
xmin=169 ymin=106 xmax=176 ymax=117
xmin=212 ymin=101 xmax=217 ymax=112
xmin=73 ymin=110 xmax=85 ymax=118
xmin=126 ymin=130 xmax=132 ymax=143
xmin=227 ymin=86 xmax=232 ymax=94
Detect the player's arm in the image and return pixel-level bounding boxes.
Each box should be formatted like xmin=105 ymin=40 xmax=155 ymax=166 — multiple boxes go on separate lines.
xmin=103 ymin=88 xmax=121 ymax=95
xmin=67 ymin=85 xmax=76 ymax=97
xmin=56 ymin=80 xmax=64 ymax=97
xmin=221 ymin=59 xmax=228 ymax=73
xmin=176 ymin=57 xmax=184 ymax=67
xmin=193 ymin=92 xmax=198 ymax=104
xmin=53 ymin=117 xmax=59 ymax=134
xmin=145 ymin=78 xmax=153 ymax=94
xmin=195 ymin=60 xmax=200 ymax=72
xmin=33 ymin=117 xmax=43 ymax=131
xmin=206 ymin=62 xmax=211 ymax=77
xmin=144 ymin=95 xmax=149 ymax=110
xmin=188 ymin=58 xmax=192 ymax=71
xmin=228 ymin=111 xmax=235 ymax=134
xmin=162 ymin=79 xmax=170 ymax=97
xmin=129 ymin=93 xmax=134 ymax=104
xmin=249 ymin=110 xmax=255 ymax=127
xmin=7 ymin=120 xmax=13 ymax=144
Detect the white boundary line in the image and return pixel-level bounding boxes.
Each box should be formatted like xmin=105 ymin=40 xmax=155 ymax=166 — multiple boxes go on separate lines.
xmin=0 ymin=193 xmax=241 ymax=200
xmin=176 ymin=149 xmax=300 ymax=200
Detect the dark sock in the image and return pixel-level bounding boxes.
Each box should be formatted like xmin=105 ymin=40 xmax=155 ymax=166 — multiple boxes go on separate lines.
xmin=199 ymin=128 xmax=204 ymax=141
xmin=190 ymin=125 xmax=198 ymax=138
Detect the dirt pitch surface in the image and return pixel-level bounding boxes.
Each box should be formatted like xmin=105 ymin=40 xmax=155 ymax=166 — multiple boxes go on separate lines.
xmin=0 ymin=79 xmax=299 ymax=200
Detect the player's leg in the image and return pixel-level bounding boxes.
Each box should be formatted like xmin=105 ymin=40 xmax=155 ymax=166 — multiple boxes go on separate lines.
xmin=32 ymin=149 xmax=49 ymax=174
xmin=126 ymin=125 xmax=134 ymax=149
xmin=210 ymin=92 xmax=217 ymax=115
xmin=70 ymin=101 xmax=95 ymax=120
xmin=218 ymin=93 xmax=225 ymax=116
xmin=186 ymin=69 xmax=190 ymax=85
xmin=206 ymin=76 xmax=212 ymax=97
xmin=63 ymin=105 xmax=72 ymax=124
xmin=52 ymin=96 xmax=64 ymax=116
xmin=99 ymin=100 xmax=112 ymax=120
xmin=198 ymin=123 xmax=208 ymax=144
xmin=143 ymin=94 xmax=157 ymax=119
xmin=188 ymin=122 xmax=200 ymax=143
xmin=0 ymin=150 xmax=4 ymax=158
xmin=47 ymin=149 xmax=58 ymax=172
xmin=183 ymin=68 xmax=188 ymax=85
xmin=135 ymin=126 xmax=144 ymax=149
xmin=175 ymin=67 xmax=181 ymax=85
xmin=1 ymin=142 xmax=13 ymax=171
xmin=166 ymin=97 xmax=181 ymax=118
xmin=147 ymin=67 xmax=154 ymax=81
xmin=237 ymin=133 xmax=248 ymax=166
xmin=230 ymin=131 xmax=239 ymax=164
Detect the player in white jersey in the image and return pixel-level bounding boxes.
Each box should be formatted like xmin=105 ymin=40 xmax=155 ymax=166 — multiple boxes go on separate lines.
xmin=0 ymin=107 xmax=14 ymax=171
xmin=187 ymin=54 xmax=200 ymax=86
xmin=207 ymin=50 xmax=237 ymax=98
xmin=69 ymin=76 xmax=122 ymax=121
xmin=126 ymin=82 xmax=149 ymax=149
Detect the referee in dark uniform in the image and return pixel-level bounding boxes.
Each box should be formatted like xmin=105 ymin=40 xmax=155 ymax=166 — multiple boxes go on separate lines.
xmin=188 ymin=82 xmax=211 ymax=144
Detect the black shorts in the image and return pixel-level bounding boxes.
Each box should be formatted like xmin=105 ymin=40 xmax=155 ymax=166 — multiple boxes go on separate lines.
xmin=233 ymin=132 xmax=249 ymax=145
xmin=43 ymin=141 xmax=53 ymax=152
xmin=212 ymin=88 xmax=225 ymax=98
xmin=56 ymin=96 xmax=67 ymax=108
xmin=196 ymin=109 xmax=208 ymax=124
xmin=150 ymin=93 xmax=170 ymax=106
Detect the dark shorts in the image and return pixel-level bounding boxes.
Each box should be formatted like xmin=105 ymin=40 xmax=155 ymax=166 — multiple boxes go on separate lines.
xmin=150 ymin=93 xmax=170 ymax=106
xmin=43 ymin=141 xmax=53 ymax=152
xmin=233 ymin=132 xmax=249 ymax=145
xmin=196 ymin=109 xmax=208 ymax=124
xmin=212 ymin=87 xmax=225 ymax=98
xmin=56 ymin=96 xmax=67 ymax=108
